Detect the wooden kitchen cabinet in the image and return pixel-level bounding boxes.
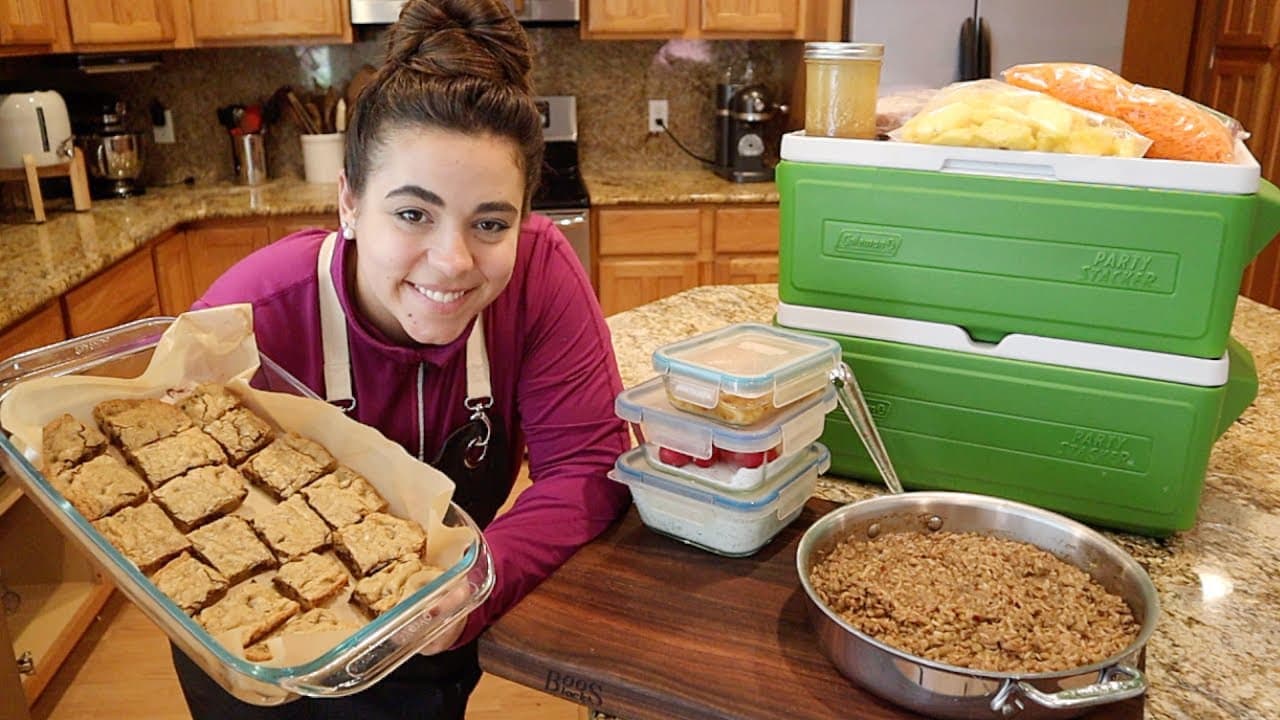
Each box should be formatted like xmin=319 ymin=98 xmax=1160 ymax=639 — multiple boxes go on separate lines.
xmin=190 ymin=0 xmax=346 ymax=42
xmin=65 ymin=0 xmax=179 ymax=45
xmin=185 ymin=220 xmax=271 ymax=300
xmin=0 ymin=0 xmax=62 ymax=54
xmin=63 ymin=249 xmax=160 ymax=337
xmin=153 ymin=230 xmax=198 ymax=316
xmin=584 ymin=0 xmax=840 ymax=39
xmin=594 ymin=203 xmax=779 ymax=315
xmin=0 ymin=303 xmax=65 ymax=363
xmin=585 ymin=0 xmax=687 ymax=36
xmin=701 ymin=0 xmax=798 ymax=33
xmin=269 ymin=213 xmax=337 ymax=240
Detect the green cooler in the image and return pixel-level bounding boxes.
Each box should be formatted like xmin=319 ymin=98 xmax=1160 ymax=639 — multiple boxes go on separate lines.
xmin=777 ymin=133 xmax=1280 ymax=358
xmin=776 ymin=303 xmax=1257 ymax=536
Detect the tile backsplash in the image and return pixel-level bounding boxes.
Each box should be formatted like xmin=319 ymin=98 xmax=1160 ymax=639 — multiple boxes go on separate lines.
xmin=0 ymin=28 xmax=793 ymax=188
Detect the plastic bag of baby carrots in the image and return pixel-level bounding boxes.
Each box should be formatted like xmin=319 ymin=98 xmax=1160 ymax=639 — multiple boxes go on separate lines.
xmin=1002 ymin=62 xmax=1242 ymax=163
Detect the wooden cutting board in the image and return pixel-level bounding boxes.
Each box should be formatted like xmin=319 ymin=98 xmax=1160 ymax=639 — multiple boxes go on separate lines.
xmin=478 ymin=499 xmax=1144 ymax=720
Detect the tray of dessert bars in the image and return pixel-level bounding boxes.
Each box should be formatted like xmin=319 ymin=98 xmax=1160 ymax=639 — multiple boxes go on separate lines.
xmin=0 ymin=312 xmax=494 ymax=706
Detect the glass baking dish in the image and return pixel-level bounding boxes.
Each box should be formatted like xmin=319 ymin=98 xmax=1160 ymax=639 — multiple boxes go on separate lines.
xmin=0 ymin=317 xmax=495 ymax=706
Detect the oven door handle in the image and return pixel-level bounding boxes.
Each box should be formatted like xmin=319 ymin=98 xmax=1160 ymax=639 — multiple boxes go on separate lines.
xmin=552 ymin=215 xmax=587 ymax=227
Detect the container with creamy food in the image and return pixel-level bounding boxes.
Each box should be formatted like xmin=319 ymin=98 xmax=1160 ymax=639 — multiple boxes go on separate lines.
xmin=610 ymin=443 xmax=829 ymax=557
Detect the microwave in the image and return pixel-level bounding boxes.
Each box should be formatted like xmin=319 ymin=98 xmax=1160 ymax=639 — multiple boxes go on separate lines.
xmin=350 ymin=0 xmax=578 ymax=25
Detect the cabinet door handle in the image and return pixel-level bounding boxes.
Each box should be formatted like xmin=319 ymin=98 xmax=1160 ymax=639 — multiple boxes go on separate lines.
xmin=16 ymin=650 xmax=34 ymax=675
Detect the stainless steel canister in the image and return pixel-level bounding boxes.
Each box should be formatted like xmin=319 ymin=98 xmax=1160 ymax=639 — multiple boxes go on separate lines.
xmin=231 ymin=132 xmax=268 ymax=185
xmin=797 ymin=492 xmax=1158 ymax=719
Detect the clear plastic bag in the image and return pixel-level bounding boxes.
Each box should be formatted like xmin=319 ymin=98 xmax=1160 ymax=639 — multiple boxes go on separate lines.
xmin=889 ymin=79 xmax=1152 ymax=157
xmin=1002 ymin=62 xmax=1243 ymax=163
xmin=875 ymin=88 xmax=938 ymax=135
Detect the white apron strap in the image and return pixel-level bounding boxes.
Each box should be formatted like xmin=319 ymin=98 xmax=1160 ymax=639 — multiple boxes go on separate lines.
xmin=316 ymin=231 xmax=492 ymax=412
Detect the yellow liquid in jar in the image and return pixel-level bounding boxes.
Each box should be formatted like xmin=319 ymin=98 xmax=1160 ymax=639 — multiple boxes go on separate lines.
xmin=805 ymin=58 xmax=881 ymax=139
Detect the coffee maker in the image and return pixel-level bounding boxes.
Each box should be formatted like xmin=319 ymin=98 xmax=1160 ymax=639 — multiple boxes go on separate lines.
xmin=71 ymin=94 xmax=146 ymax=198
xmin=713 ymin=63 xmax=787 ymax=183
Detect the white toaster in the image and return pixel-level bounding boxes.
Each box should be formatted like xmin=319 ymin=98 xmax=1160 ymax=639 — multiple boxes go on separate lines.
xmin=0 ymin=90 xmax=74 ymax=169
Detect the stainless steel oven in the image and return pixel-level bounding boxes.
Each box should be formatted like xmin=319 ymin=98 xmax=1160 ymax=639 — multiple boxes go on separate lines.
xmin=351 ymin=0 xmax=578 ymax=25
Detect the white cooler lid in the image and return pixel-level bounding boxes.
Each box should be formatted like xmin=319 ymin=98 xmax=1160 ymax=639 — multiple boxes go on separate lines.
xmin=779 ymin=132 xmax=1261 ymax=195
xmin=775 ymin=302 xmax=1230 ymax=387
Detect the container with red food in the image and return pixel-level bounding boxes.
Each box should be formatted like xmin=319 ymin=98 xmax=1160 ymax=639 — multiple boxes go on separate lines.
xmin=614 ymin=376 xmax=836 ymax=493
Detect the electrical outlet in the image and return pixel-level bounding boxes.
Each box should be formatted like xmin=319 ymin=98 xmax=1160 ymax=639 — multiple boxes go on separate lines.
xmin=648 ymin=99 xmax=669 ymax=134
xmin=153 ymin=109 xmax=175 ymax=144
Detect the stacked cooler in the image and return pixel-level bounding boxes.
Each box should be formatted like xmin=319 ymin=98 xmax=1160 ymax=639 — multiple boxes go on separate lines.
xmin=774 ymin=132 xmax=1280 ymax=536
xmin=610 ymin=324 xmax=841 ymax=556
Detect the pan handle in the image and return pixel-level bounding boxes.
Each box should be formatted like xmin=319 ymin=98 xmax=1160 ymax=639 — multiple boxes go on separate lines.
xmin=990 ymin=664 xmax=1146 ymax=716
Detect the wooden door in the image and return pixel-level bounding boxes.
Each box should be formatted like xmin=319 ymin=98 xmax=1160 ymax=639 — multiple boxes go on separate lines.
xmin=186 ymin=223 xmax=270 ymax=298
xmin=1188 ymin=0 xmax=1280 ymax=306
xmin=713 ymin=206 xmax=779 ymax=253
xmin=585 ymin=0 xmax=686 ymax=36
xmin=66 ymin=0 xmax=175 ymax=44
xmin=598 ymin=257 xmax=700 ymax=315
xmin=701 ymin=0 xmax=798 ymax=34
xmin=63 ymin=249 xmax=160 ymax=337
xmin=190 ymin=0 xmax=343 ymax=40
xmin=268 ymin=214 xmax=337 ymax=243
xmin=0 ymin=0 xmax=56 ymax=44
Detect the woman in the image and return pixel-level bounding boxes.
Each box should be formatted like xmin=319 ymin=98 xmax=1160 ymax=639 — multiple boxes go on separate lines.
xmin=169 ymin=0 xmax=631 ymax=716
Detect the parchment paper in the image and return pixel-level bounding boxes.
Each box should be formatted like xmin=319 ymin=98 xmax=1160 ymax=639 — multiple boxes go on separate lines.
xmin=0 ymin=304 xmax=476 ymax=668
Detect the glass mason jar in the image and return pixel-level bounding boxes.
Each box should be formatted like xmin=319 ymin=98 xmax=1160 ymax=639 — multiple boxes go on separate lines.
xmin=804 ymin=42 xmax=884 ymax=139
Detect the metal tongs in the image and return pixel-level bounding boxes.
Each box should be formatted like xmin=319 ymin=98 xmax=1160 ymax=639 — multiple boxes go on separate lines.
xmin=829 ymin=362 xmax=904 ymax=495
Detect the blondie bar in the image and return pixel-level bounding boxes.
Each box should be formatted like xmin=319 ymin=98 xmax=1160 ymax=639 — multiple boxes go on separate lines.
xmin=128 ymin=427 xmax=227 ymax=488
xmin=197 ymin=580 xmax=299 ymax=648
xmin=251 ymin=495 xmax=331 ymax=561
xmin=301 ymin=467 xmax=388 ymax=529
xmin=187 ymin=515 xmax=277 ymax=584
xmin=93 ymin=398 xmax=194 ymax=451
xmin=271 ymin=552 xmax=349 ymax=609
xmin=152 ymin=464 xmax=248 ymax=532
xmin=351 ymin=557 xmax=444 ymax=617
xmin=151 ymin=552 xmax=230 ymax=615
xmin=92 ymin=502 xmax=191 ymax=574
xmin=333 ymin=512 xmax=427 ymax=578
xmin=241 ymin=433 xmax=336 ymax=500
xmin=63 ymin=453 xmax=149 ymax=521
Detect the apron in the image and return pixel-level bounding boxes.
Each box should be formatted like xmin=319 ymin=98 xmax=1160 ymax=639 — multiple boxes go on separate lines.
xmin=173 ymin=232 xmax=511 ymax=719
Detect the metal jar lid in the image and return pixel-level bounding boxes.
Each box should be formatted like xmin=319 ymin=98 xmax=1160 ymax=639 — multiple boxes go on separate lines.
xmin=804 ymin=42 xmax=884 ymax=60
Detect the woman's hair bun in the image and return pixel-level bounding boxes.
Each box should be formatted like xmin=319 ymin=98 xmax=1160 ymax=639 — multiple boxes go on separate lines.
xmin=383 ymin=0 xmax=533 ymax=94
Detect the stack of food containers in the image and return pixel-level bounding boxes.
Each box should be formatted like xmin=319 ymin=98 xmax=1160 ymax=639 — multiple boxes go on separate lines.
xmin=772 ymin=128 xmax=1280 ymax=536
xmin=610 ymin=324 xmax=840 ymax=556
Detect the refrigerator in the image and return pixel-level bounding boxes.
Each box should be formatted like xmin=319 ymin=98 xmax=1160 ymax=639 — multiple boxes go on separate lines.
xmin=848 ymin=0 xmax=1131 ymax=95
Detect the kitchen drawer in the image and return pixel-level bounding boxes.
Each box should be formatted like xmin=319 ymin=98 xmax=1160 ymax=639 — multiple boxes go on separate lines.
xmin=714 ymin=206 xmax=779 ymax=253
xmin=0 ymin=303 xmax=64 ymax=362
xmin=598 ymin=208 xmax=702 ymax=256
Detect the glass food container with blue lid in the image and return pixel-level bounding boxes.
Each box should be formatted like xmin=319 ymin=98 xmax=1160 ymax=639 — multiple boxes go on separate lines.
xmin=651 ymin=323 xmax=842 ymax=426
xmin=615 ymin=376 xmax=836 ymax=493
xmin=610 ymin=443 xmax=830 ymax=557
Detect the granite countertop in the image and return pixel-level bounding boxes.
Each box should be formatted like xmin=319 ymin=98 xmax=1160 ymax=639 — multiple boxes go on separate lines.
xmin=0 ymin=179 xmax=340 ymax=331
xmin=0 ymin=168 xmax=769 ymax=334
xmin=583 ymin=168 xmax=778 ymax=205
xmin=605 ymin=284 xmax=1280 ymax=720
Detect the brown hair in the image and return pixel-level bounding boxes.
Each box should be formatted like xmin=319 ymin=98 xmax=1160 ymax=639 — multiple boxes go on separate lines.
xmin=345 ymin=0 xmax=543 ymax=212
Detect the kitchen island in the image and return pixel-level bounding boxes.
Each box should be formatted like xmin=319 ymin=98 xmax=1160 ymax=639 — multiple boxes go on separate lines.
xmin=479 ymin=284 xmax=1279 ymax=720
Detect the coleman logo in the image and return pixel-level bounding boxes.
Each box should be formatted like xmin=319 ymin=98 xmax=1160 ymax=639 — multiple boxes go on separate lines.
xmin=833 ymin=229 xmax=901 ymax=257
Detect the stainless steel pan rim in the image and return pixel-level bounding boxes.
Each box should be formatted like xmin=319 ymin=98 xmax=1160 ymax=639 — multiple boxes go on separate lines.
xmin=796 ymin=491 xmax=1159 ymax=719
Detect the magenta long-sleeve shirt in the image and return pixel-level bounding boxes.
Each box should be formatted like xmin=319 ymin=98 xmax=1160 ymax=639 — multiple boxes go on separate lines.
xmin=194 ymin=215 xmax=632 ymax=645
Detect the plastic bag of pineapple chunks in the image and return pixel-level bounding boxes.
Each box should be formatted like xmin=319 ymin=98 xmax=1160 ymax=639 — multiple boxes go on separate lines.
xmin=1002 ymin=62 xmax=1242 ymax=163
xmin=889 ymin=79 xmax=1152 ymax=158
